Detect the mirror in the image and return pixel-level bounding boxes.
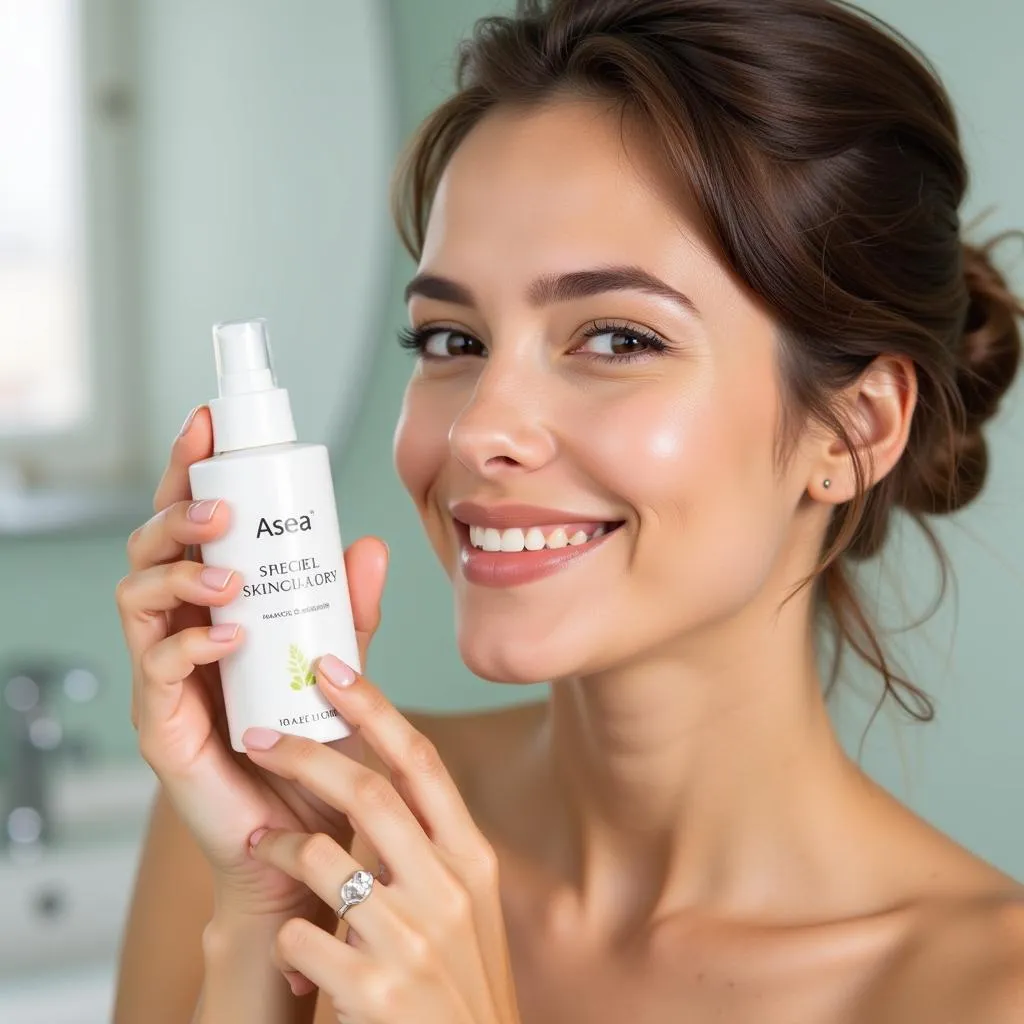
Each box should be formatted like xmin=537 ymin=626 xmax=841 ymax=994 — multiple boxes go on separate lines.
xmin=0 ymin=2 xmax=398 ymax=1018
xmin=0 ymin=0 xmax=394 ymax=535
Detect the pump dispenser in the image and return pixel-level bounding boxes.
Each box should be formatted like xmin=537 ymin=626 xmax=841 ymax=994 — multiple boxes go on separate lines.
xmin=189 ymin=318 xmax=360 ymax=750
xmin=208 ymin=318 xmax=297 ymax=452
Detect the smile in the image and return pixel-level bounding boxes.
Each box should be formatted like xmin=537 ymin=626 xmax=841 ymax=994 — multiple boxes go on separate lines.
xmin=449 ymin=502 xmax=624 ymax=588
xmin=468 ymin=522 xmax=609 ymax=552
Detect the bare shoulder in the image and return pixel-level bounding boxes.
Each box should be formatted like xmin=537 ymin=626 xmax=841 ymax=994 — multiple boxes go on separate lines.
xmin=934 ymin=894 xmax=1024 ymax=1022
xmin=863 ymin=883 xmax=1024 ymax=1023
xmin=955 ymin=896 xmax=1024 ymax=1022
xmin=980 ymin=901 xmax=1024 ymax=1021
xmin=369 ymin=699 xmax=546 ymax=793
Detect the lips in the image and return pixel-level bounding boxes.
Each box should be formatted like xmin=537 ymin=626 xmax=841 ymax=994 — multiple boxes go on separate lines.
xmin=449 ymin=501 xmax=623 ymax=587
xmin=449 ymin=501 xmax=611 ymax=529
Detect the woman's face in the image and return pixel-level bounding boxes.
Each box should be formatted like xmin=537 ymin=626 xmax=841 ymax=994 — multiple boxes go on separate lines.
xmin=394 ymin=97 xmax=821 ymax=683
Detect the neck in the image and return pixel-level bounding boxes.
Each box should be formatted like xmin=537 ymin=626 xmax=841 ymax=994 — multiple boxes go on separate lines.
xmin=528 ymin=585 xmax=870 ymax=935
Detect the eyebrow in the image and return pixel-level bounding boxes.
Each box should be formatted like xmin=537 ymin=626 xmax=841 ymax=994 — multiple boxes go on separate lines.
xmin=403 ymin=264 xmax=700 ymax=318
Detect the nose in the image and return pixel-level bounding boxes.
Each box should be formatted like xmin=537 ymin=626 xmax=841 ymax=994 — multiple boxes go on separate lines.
xmin=448 ymin=366 xmax=557 ymax=478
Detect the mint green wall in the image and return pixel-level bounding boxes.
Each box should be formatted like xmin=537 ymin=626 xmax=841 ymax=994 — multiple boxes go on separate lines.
xmin=834 ymin=0 xmax=1024 ymax=876
xmin=1 ymin=0 xmax=1021 ymax=876
xmin=0 ymin=0 xmax=524 ymax=781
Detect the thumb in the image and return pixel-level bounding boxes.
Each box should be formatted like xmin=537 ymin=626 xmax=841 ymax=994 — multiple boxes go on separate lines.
xmin=343 ymin=535 xmax=389 ymax=668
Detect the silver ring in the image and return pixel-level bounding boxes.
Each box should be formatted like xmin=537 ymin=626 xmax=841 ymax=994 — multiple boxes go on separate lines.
xmin=337 ymin=869 xmax=375 ymax=919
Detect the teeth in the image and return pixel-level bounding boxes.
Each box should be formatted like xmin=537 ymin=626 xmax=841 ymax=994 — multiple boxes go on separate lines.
xmin=500 ymin=528 xmax=525 ymax=552
xmin=467 ymin=522 xmax=614 ymax=552
xmin=546 ymin=527 xmax=568 ymax=549
xmin=524 ymin=527 xmax=546 ymax=551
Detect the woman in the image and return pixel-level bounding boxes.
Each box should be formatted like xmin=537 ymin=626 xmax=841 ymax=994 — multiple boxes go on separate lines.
xmin=114 ymin=0 xmax=1024 ymax=1021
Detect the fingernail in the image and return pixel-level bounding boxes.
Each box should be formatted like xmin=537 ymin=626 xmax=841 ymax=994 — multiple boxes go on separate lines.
xmin=188 ymin=499 xmax=220 ymax=523
xmin=248 ymin=827 xmax=268 ymax=849
xmin=318 ymin=654 xmax=356 ymax=688
xmin=200 ymin=567 xmax=235 ymax=590
xmin=177 ymin=405 xmax=199 ymax=438
xmin=208 ymin=623 xmax=240 ymax=642
xmin=285 ymin=970 xmax=314 ymax=997
xmin=242 ymin=727 xmax=282 ymax=750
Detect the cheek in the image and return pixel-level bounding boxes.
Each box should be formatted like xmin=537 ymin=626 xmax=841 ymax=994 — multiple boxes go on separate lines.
xmin=576 ymin=378 xmax=785 ymax=604
xmin=567 ymin=383 xmax=725 ymax=512
xmin=393 ymin=382 xmax=452 ymax=506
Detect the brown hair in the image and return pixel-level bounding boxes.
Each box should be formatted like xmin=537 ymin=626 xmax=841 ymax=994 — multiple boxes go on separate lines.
xmin=391 ymin=0 xmax=1024 ymax=720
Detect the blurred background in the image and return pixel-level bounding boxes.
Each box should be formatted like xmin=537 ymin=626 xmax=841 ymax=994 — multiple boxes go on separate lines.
xmin=0 ymin=0 xmax=1021 ymax=1020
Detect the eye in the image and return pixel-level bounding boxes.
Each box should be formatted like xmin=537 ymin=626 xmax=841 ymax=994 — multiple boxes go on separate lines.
xmin=424 ymin=330 xmax=484 ymax=358
xmin=398 ymin=326 xmax=486 ymax=358
xmin=576 ymin=324 xmax=668 ymax=359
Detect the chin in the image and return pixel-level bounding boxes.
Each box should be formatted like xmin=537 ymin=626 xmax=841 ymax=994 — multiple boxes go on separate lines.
xmin=452 ymin=613 xmax=578 ymax=684
xmin=452 ymin=604 xmax=631 ymax=685
xmin=456 ymin=629 xmax=558 ymax=685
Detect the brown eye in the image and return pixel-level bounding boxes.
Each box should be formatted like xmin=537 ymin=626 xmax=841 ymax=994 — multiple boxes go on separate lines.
xmin=423 ymin=330 xmax=485 ymax=358
xmin=579 ymin=329 xmax=653 ymax=356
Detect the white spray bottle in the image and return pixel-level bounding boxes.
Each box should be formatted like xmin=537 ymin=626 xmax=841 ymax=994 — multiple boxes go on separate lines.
xmin=188 ymin=318 xmax=360 ymax=751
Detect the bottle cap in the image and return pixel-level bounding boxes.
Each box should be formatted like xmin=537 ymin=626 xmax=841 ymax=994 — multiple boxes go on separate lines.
xmin=208 ymin=317 xmax=297 ymax=453
xmin=214 ymin=318 xmax=277 ymax=396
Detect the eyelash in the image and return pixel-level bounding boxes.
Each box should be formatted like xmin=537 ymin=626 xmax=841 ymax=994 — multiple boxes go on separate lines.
xmin=396 ymin=319 xmax=671 ymax=364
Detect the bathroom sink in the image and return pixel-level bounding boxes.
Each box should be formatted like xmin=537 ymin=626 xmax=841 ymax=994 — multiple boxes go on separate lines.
xmin=0 ymin=963 xmax=116 ymax=1024
xmin=0 ymin=763 xmax=157 ymax=985
xmin=0 ymin=836 xmax=144 ymax=977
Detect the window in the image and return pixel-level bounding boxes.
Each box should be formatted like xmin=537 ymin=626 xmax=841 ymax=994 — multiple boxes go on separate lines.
xmin=0 ymin=0 xmax=86 ymax=436
xmin=0 ymin=0 xmax=137 ymax=496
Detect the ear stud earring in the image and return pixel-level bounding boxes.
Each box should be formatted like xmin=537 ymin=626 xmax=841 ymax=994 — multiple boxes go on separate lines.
xmin=822 ymin=479 xmax=832 ymax=490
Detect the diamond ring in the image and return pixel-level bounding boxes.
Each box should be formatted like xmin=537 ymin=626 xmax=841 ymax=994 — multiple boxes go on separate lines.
xmin=337 ymin=869 xmax=375 ymax=919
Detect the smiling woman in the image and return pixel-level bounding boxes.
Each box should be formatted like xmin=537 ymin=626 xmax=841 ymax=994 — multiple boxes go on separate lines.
xmin=115 ymin=2 xmax=1024 ymax=1023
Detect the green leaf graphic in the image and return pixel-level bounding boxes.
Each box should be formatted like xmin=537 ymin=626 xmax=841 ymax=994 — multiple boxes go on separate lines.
xmin=288 ymin=643 xmax=315 ymax=689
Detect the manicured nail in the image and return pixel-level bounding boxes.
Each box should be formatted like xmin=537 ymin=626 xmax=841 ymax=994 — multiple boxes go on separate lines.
xmin=318 ymin=654 xmax=356 ymax=688
xmin=188 ymin=499 xmax=220 ymax=523
xmin=284 ymin=970 xmax=314 ymax=997
xmin=208 ymin=623 xmax=239 ymax=642
xmin=242 ymin=727 xmax=282 ymax=750
xmin=177 ymin=405 xmax=199 ymax=438
xmin=248 ymin=827 xmax=268 ymax=849
xmin=200 ymin=567 xmax=234 ymax=590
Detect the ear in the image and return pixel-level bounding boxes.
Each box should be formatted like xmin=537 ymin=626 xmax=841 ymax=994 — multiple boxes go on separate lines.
xmin=807 ymin=354 xmax=918 ymax=503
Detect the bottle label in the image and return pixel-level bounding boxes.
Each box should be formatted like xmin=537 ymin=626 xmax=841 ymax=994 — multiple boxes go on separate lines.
xmin=189 ymin=447 xmax=361 ymax=751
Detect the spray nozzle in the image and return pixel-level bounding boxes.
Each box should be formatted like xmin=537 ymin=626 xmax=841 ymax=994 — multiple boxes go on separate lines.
xmin=213 ymin=318 xmax=277 ymax=397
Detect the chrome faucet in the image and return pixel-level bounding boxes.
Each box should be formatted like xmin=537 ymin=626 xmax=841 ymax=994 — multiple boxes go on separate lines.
xmin=1 ymin=661 xmax=97 ymax=851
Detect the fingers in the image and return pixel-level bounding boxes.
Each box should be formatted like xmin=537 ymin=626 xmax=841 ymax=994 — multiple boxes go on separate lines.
xmin=140 ymin=622 xmax=244 ymax=693
xmin=116 ymin=560 xmax=241 ymax=675
xmin=312 ymin=657 xmax=488 ymax=867
xmin=136 ymin=623 xmax=244 ymax=728
xmin=251 ymin=830 xmax=403 ymax=951
xmin=343 ymin=536 xmax=389 ymax=667
xmin=126 ymin=497 xmax=231 ymax=571
xmin=153 ymin=405 xmax=214 ymax=513
xmin=240 ymin=730 xmax=441 ymax=889
xmin=117 ymin=559 xmax=240 ymax=620
xmin=271 ymin=917 xmax=367 ymax=1010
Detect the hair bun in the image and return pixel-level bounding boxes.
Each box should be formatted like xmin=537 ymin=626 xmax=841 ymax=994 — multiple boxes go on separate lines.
xmin=958 ymin=235 xmax=1024 ymax=422
xmin=902 ymin=232 xmax=1023 ymax=515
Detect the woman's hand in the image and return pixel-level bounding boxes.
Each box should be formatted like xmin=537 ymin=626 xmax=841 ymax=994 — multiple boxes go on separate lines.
xmin=242 ymin=656 xmax=522 ymax=1024
xmin=115 ymin=405 xmax=388 ymax=918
